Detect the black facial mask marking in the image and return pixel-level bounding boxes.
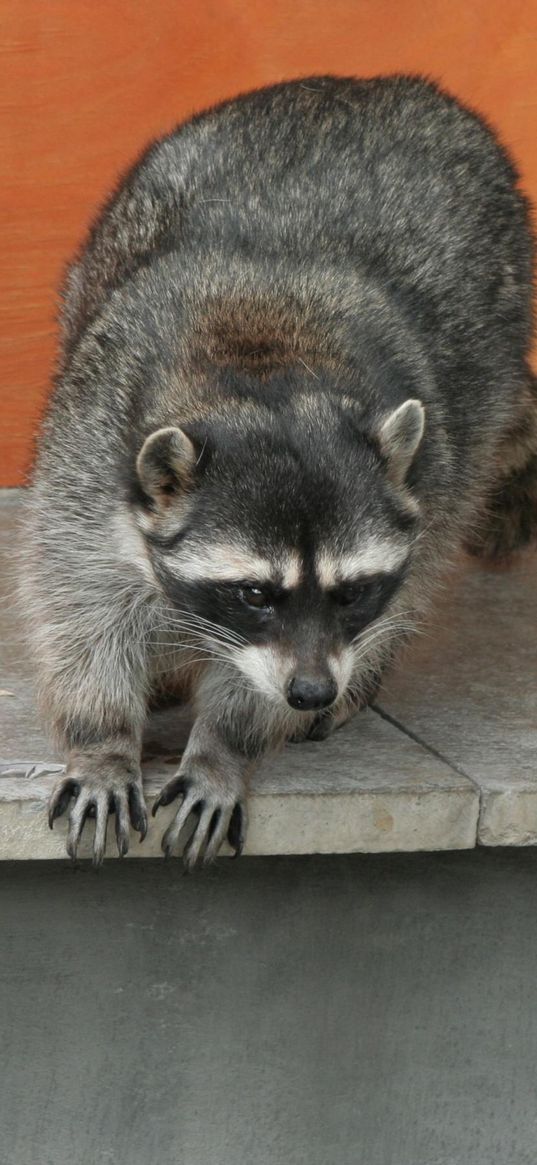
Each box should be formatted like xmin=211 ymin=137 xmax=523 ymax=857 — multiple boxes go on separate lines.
xmin=156 ymin=562 xmax=408 ymax=650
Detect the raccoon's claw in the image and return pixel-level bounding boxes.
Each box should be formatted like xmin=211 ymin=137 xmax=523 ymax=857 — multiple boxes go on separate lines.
xmin=128 ymin=784 xmax=148 ymax=841
xmin=48 ymin=769 xmax=148 ymax=865
xmin=155 ymin=773 xmax=246 ymax=868
xmin=48 ymin=779 xmax=79 ymax=828
xmin=151 ymin=775 xmax=191 ymax=816
xmin=227 ymin=803 xmax=246 ymax=857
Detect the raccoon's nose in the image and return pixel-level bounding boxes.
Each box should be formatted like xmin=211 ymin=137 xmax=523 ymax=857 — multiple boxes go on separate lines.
xmin=287 ymin=675 xmax=338 ymax=711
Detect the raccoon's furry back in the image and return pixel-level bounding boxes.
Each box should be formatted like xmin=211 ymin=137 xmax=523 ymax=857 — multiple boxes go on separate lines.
xmin=62 ymin=73 xmax=533 ymax=362
xmin=53 ymin=75 xmax=535 ymax=555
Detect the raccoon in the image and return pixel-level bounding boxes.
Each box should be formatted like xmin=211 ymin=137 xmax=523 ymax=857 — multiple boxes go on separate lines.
xmin=20 ymin=74 xmax=536 ymax=867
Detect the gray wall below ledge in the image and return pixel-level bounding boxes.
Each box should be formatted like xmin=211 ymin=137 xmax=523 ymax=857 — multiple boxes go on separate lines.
xmin=2 ymin=850 xmax=537 ymax=1165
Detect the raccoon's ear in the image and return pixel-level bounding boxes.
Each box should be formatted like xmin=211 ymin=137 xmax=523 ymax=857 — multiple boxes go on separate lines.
xmin=136 ymin=427 xmax=197 ymax=507
xmin=375 ymin=399 xmax=425 ymax=485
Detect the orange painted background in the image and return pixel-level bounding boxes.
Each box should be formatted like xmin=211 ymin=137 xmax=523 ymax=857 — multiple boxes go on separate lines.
xmin=2 ymin=0 xmax=537 ymax=485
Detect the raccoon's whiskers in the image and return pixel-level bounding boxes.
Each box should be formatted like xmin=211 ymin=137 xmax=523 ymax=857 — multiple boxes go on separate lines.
xmin=149 ymin=646 xmax=235 ymax=680
xmin=354 ymin=620 xmax=417 ymax=653
xmin=155 ymin=630 xmax=244 ymax=659
xmin=150 ymin=646 xmax=227 ymax=659
xmin=296 ymin=355 xmax=320 ymax=380
xmin=410 ymin=520 xmax=436 ymax=547
xmin=150 ymin=640 xmax=234 ymax=663
xmin=351 ymin=611 xmax=419 ymax=663
xmin=152 ymin=629 xmax=237 ymax=650
xmin=351 ymin=608 xmax=418 ymax=647
xmin=157 ymin=607 xmax=249 ymax=648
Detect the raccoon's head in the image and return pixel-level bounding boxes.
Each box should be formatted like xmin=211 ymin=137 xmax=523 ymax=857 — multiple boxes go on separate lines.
xmin=135 ymin=395 xmax=425 ymax=712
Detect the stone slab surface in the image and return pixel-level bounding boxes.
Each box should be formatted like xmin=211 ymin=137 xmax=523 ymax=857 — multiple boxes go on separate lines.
xmin=379 ymin=547 xmax=537 ymax=846
xmin=0 ymin=490 xmax=477 ymax=857
xmin=0 ymin=704 xmax=477 ymax=858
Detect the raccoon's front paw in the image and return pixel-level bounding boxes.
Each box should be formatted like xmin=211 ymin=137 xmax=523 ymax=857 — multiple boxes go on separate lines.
xmin=48 ymin=754 xmax=148 ymax=866
xmin=152 ymin=771 xmax=247 ymax=870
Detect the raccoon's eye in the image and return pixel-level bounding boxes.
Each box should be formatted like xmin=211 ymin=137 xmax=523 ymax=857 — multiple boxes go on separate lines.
xmin=332 ymin=580 xmax=375 ymax=606
xmin=239 ymin=584 xmax=272 ymax=610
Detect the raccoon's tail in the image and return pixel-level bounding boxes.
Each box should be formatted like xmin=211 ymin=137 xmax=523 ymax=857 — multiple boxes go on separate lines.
xmin=465 ymin=372 xmax=537 ymax=562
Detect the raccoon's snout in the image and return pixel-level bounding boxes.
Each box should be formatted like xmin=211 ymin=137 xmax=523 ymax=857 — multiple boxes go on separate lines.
xmin=286 ymin=674 xmax=338 ymax=712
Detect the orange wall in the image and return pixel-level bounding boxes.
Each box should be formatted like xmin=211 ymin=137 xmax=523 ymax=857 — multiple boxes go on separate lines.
xmin=2 ymin=0 xmax=536 ymax=485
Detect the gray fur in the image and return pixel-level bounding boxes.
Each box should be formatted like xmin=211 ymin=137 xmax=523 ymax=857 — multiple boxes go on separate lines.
xmin=20 ymin=75 xmax=536 ymax=864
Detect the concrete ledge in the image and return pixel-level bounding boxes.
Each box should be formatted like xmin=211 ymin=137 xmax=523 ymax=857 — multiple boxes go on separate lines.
xmin=0 ymin=705 xmax=479 ymax=859
xmin=378 ymin=549 xmax=537 ymax=849
xmin=1 ymin=489 xmax=535 ymax=858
